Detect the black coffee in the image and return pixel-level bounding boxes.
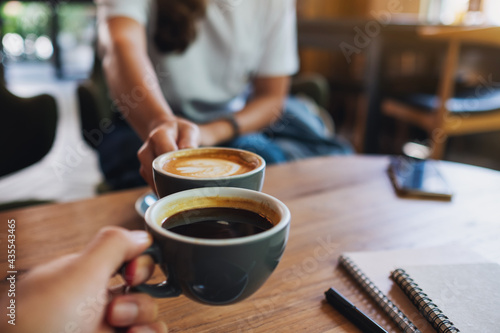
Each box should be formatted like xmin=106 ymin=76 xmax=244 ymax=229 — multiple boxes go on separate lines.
xmin=162 ymin=207 xmax=274 ymax=239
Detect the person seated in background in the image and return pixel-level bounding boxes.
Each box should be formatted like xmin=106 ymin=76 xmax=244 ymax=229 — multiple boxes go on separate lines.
xmin=96 ymin=0 xmax=351 ymax=190
xmin=0 ymin=227 xmax=166 ymax=333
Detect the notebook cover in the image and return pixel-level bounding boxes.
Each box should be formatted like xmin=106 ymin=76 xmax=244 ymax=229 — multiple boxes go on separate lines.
xmin=395 ymin=263 xmax=500 ymax=333
xmin=340 ymin=246 xmax=490 ymax=333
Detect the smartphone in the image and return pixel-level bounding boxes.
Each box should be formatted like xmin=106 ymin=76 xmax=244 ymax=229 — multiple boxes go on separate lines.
xmin=388 ymin=156 xmax=453 ymax=200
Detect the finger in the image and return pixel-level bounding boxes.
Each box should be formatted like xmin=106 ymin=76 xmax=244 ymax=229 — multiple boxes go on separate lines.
xmin=138 ymin=143 xmax=156 ymax=190
xmin=138 ymin=125 xmax=178 ymax=189
xmin=123 ymin=254 xmax=155 ymax=286
xmin=107 ymin=293 xmax=159 ymax=327
xmin=150 ymin=125 xmax=178 ymax=156
xmin=177 ymin=120 xmax=200 ymax=149
xmin=127 ymin=322 xmax=168 ymax=333
xmin=80 ymin=227 xmax=152 ymax=281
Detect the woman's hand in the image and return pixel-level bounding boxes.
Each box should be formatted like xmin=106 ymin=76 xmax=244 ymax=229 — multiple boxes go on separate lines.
xmin=138 ymin=117 xmax=200 ymax=189
xmin=0 ymin=227 xmax=167 ymax=333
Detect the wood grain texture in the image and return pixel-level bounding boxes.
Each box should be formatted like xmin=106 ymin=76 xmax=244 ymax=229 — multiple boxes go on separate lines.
xmin=1 ymin=155 xmax=500 ymax=332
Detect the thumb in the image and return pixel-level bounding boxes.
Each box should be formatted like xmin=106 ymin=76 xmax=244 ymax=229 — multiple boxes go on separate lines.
xmin=79 ymin=227 xmax=152 ymax=280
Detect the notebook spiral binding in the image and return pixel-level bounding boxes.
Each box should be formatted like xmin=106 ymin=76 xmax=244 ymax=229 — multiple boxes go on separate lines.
xmin=392 ymin=268 xmax=460 ymax=333
xmin=339 ymin=255 xmax=421 ymax=333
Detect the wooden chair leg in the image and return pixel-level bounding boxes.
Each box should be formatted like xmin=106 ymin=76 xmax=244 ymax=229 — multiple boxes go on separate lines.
xmin=353 ymin=95 xmax=368 ymax=153
xmin=429 ymin=135 xmax=447 ymax=160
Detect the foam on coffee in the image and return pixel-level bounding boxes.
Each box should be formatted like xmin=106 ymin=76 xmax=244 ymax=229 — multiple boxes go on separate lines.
xmin=162 ymin=151 xmax=260 ymax=178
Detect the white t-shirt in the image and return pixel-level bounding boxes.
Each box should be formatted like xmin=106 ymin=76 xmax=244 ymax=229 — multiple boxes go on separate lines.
xmin=96 ymin=0 xmax=299 ymax=122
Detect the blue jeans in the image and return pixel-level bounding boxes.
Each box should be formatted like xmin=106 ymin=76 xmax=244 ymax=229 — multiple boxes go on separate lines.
xmin=225 ymin=96 xmax=352 ymax=163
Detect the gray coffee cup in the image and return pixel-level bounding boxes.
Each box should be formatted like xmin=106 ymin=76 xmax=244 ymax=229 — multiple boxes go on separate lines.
xmin=136 ymin=187 xmax=291 ymax=305
xmin=152 ymin=147 xmax=266 ymax=198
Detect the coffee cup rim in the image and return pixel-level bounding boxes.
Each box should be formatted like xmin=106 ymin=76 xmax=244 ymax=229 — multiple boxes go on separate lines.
xmin=145 ymin=187 xmax=290 ymax=246
xmin=152 ymin=147 xmax=266 ymax=181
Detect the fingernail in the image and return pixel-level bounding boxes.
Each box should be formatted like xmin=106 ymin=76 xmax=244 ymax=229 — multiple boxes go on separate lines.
xmin=130 ymin=230 xmax=151 ymax=245
xmin=112 ymin=301 xmax=138 ymax=326
xmin=135 ymin=260 xmax=152 ymax=284
xmin=124 ymin=260 xmax=137 ymax=285
xmin=133 ymin=326 xmax=158 ymax=333
xmin=124 ymin=255 xmax=154 ymax=285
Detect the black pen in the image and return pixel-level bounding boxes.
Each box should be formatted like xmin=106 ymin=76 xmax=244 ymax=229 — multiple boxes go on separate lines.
xmin=324 ymin=287 xmax=388 ymax=333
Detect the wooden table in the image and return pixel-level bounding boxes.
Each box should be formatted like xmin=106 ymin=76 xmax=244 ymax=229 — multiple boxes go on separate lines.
xmin=2 ymin=155 xmax=500 ymax=332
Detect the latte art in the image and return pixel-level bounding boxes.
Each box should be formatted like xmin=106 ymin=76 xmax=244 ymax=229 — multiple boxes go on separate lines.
xmin=154 ymin=148 xmax=265 ymax=198
xmin=173 ymin=158 xmax=248 ymax=178
xmin=162 ymin=152 xmax=259 ymax=178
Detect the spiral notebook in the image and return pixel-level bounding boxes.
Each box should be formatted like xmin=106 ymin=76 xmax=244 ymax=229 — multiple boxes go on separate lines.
xmin=338 ymin=246 xmax=493 ymax=333
xmin=392 ymin=263 xmax=500 ymax=333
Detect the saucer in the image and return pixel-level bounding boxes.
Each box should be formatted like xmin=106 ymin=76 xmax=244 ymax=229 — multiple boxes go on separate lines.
xmin=135 ymin=191 xmax=158 ymax=217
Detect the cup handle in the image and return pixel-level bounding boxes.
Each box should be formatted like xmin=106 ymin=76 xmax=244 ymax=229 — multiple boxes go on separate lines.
xmin=122 ymin=244 xmax=182 ymax=298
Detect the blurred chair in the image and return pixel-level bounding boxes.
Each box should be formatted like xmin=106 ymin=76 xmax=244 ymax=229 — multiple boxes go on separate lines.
xmin=290 ymin=73 xmax=335 ymax=135
xmin=290 ymin=73 xmax=330 ymax=110
xmin=78 ymin=53 xmax=148 ymax=192
xmin=0 ymin=85 xmax=58 ymax=177
xmin=0 ymin=84 xmax=58 ymax=210
xmin=77 ymin=52 xmax=113 ymax=150
xmin=381 ymin=26 xmax=500 ymax=159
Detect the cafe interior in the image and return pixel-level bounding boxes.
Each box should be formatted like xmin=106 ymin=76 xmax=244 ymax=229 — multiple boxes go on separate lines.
xmin=1 ymin=0 xmax=500 ymax=332
xmin=2 ymin=0 xmax=500 ymax=205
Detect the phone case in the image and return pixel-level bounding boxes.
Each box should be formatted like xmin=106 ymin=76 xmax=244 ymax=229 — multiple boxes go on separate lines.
xmin=388 ymin=156 xmax=453 ymax=200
